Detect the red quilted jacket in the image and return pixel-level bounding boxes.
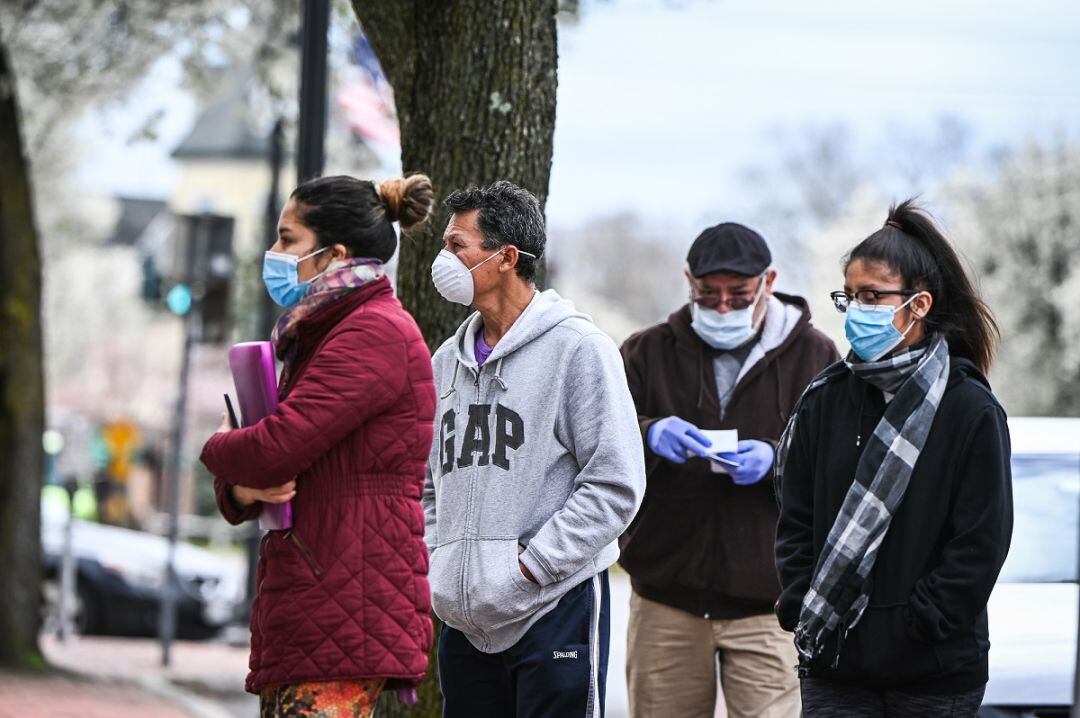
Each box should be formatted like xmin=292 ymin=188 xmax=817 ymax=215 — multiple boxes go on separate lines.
xmin=200 ymin=277 xmax=435 ymax=693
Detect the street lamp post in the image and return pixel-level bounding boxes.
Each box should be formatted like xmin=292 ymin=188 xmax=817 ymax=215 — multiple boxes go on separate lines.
xmin=159 ymin=215 xmax=210 ymax=667
xmin=257 ymin=117 xmax=285 ymax=343
xmin=297 ymin=0 xmax=330 ymax=183
xmin=159 ymin=291 xmax=197 ymax=666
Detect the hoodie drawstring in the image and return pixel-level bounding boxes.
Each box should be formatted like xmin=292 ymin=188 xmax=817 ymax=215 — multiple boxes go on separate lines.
xmin=696 ymin=347 xmax=707 ymax=410
xmin=493 ymin=357 xmax=508 ymax=391
xmin=773 ymin=359 xmax=785 ymax=423
xmin=442 ymin=357 xmax=509 ymax=400
xmin=440 ymin=361 xmax=460 ymax=400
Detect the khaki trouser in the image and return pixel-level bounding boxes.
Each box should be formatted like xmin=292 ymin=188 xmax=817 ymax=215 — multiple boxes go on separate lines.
xmin=627 ymin=590 xmax=800 ymax=718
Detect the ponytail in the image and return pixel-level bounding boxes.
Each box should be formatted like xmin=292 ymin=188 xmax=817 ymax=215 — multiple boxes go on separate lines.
xmin=845 ymin=198 xmax=1000 ymax=373
xmin=290 ymin=173 xmax=434 ymax=263
xmin=377 ymin=174 xmax=434 ymax=230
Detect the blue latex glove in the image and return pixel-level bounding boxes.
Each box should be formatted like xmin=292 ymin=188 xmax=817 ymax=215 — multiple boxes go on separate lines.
xmin=646 ymin=417 xmax=712 ymax=463
xmin=714 ymin=440 xmax=775 ymax=485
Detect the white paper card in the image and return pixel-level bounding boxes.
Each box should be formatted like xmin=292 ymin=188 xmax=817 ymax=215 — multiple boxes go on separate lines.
xmin=703 ymin=429 xmax=739 ymax=475
xmin=701 ymin=429 xmax=738 ymax=455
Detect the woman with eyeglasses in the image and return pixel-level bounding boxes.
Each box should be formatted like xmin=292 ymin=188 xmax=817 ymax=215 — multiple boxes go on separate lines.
xmin=775 ymin=199 xmax=1013 ymax=717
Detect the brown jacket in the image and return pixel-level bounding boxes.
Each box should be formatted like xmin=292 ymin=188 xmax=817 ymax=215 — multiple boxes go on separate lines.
xmin=619 ymin=292 xmax=839 ymax=618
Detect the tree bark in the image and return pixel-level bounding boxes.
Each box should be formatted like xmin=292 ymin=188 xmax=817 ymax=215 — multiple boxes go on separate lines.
xmin=349 ymin=2 xmax=558 ymax=714
xmin=351 ymin=0 xmax=558 ymax=349
xmin=0 ymin=21 xmax=45 ymax=668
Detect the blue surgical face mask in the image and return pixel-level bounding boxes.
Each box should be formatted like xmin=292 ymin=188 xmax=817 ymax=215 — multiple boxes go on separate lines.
xmin=845 ymin=295 xmax=919 ymax=362
xmin=690 ymin=280 xmax=766 ymax=350
xmin=262 ymin=247 xmax=329 ymax=308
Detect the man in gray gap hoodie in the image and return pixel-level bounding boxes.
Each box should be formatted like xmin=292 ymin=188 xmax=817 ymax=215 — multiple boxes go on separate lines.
xmin=424 ymin=181 xmax=645 ymax=718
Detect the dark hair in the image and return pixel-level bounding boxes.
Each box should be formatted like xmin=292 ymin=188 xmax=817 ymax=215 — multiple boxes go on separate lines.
xmin=290 ymin=173 xmax=434 ymax=262
xmin=443 ymin=180 xmax=546 ymax=282
xmin=845 ymin=198 xmax=1000 ymax=373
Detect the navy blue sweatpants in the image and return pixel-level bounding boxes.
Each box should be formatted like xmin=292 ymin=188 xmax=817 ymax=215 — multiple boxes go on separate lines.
xmin=439 ymin=571 xmax=610 ymax=718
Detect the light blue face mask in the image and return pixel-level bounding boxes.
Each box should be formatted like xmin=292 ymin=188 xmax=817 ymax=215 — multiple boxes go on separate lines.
xmin=690 ymin=303 xmax=761 ymax=350
xmin=262 ymin=247 xmax=329 ymax=308
xmin=689 ymin=277 xmax=766 ymax=350
xmin=845 ymin=295 xmax=919 ymax=362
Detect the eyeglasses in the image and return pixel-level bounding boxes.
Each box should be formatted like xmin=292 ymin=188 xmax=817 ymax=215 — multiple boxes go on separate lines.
xmin=690 ymin=276 xmax=765 ymax=311
xmin=691 ymin=291 xmax=760 ymax=311
xmin=830 ymin=289 xmax=918 ymax=314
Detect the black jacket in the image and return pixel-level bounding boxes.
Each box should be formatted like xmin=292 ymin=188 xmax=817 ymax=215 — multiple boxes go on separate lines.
xmin=775 ymin=355 xmax=1013 ymax=694
xmin=619 ymin=294 xmax=839 ymax=618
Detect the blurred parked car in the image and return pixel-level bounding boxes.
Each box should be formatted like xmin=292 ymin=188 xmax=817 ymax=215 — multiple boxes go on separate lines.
xmin=40 ymin=499 xmax=246 ymax=639
xmin=981 ymin=417 xmax=1079 ymax=718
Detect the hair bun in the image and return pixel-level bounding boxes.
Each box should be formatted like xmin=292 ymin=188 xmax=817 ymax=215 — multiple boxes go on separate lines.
xmin=378 ymin=174 xmax=434 ymax=231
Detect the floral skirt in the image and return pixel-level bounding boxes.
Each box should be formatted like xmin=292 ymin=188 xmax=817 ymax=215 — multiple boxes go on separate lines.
xmin=259 ymin=679 xmax=386 ymax=718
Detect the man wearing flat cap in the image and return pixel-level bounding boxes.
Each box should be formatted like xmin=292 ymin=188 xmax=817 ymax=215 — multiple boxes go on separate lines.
xmin=619 ymin=223 xmax=838 ymax=718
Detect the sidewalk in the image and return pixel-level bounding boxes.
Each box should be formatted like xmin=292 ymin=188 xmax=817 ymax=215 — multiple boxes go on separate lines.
xmin=6 ymin=577 xmax=723 ymax=718
xmin=9 ymin=633 xmax=259 ymax=718
xmin=0 ymin=670 xmax=200 ymax=718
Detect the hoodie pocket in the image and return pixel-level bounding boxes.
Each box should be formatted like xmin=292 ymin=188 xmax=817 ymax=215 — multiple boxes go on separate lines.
xmin=931 ymin=631 xmax=981 ymax=675
xmin=465 ymin=540 xmax=542 ymax=632
xmin=620 ymin=493 xmax=716 ymax=592
xmin=429 ymin=542 xmax=467 ymax=628
xmin=839 ymin=604 xmax=938 ymax=682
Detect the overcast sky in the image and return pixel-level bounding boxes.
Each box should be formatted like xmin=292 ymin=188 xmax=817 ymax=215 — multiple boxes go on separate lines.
xmin=75 ymin=0 xmax=1080 ymax=227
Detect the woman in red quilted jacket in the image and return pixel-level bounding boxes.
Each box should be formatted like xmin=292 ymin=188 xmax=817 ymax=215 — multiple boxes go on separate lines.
xmin=200 ymin=174 xmax=437 ymax=718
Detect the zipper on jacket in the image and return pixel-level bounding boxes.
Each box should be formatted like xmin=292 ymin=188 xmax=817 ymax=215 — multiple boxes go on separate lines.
xmin=284 ymin=530 xmax=322 ymax=577
xmin=463 ymin=365 xmax=482 ymax=636
xmin=255 ymin=576 xmax=266 ymax=637
xmin=255 ymin=533 xmax=269 ymax=639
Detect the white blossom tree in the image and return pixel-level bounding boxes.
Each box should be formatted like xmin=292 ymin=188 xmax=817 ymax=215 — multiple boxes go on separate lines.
xmin=949 ymin=139 xmax=1080 ymax=415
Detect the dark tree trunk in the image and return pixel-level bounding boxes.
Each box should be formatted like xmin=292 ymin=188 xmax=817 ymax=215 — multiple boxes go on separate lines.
xmin=0 ymin=22 xmax=45 ymax=668
xmin=351 ymin=0 xmax=558 ymax=350
xmin=348 ymin=3 xmax=558 ymax=714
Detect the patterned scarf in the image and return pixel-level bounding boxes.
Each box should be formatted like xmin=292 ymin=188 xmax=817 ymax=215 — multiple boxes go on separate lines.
xmin=271 ymin=258 xmax=386 ymax=371
xmin=774 ymin=335 xmax=950 ymax=667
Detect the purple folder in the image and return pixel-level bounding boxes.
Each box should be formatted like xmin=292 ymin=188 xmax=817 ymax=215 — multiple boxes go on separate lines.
xmin=228 ymin=341 xmax=292 ymax=531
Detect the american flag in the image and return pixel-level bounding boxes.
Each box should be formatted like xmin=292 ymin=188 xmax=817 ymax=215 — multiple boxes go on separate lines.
xmin=337 ymin=32 xmax=400 ymax=147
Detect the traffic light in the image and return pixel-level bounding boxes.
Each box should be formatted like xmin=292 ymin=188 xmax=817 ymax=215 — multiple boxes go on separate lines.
xmin=141 ymin=254 xmax=163 ymax=302
xmin=171 ymin=213 xmax=236 ymax=344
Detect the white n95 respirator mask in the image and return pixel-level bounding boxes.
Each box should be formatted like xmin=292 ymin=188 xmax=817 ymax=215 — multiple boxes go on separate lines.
xmin=430 ymin=247 xmax=536 ymax=305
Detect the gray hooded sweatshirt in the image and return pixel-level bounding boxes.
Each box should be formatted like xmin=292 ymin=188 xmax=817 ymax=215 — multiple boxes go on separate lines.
xmin=423 ymin=289 xmax=646 ymax=653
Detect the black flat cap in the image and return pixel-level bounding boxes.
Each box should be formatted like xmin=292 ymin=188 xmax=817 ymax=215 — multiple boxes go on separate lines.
xmin=687 ymin=222 xmax=772 ymax=278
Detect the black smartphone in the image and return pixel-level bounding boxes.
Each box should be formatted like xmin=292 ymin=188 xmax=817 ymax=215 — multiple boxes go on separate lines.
xmin=224 ymin=394 xmax=241 ymax=429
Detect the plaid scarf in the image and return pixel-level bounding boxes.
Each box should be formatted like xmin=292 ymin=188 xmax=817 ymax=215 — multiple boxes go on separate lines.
xmin=271 ymin=258 xmax=386 ymax=373
xmin=774 ymin=335 xmax=950 ymax=667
